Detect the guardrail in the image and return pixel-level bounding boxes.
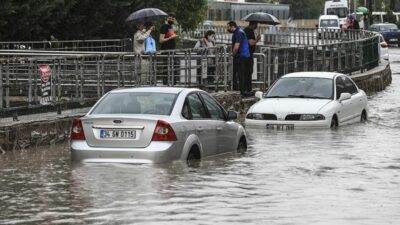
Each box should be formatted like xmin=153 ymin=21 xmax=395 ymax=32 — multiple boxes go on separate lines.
xmin=0 ymin=27 xmax=380 ymax=119
xmin=0 ymin=38 xmax=132 ymax=52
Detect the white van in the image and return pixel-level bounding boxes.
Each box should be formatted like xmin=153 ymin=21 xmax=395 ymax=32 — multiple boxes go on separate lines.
xmin=318 ymin=15 xmax=341 ymax=39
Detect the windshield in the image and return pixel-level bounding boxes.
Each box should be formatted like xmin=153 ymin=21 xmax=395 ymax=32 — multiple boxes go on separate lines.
xmin=327 ymin=7 xmax=348 ymax=18
xmin=379 ymin=24 xmax=398 ymax=31
xmin=320 ymin=19 xmax=339 ymax=28
xmin=266 ymin=77 xmax=334 ymax=99
xmin=90 ymin=92 xmax=177 ymax=115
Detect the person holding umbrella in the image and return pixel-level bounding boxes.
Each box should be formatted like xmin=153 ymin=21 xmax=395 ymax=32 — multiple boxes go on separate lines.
xmin=134 ymin=23 xmax=154 ymax=54
xmin=244 ymin=21 xmax=261 ymax=95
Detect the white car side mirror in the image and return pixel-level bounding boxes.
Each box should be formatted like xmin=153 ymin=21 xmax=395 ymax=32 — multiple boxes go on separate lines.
xmin=338 ymin=93 xmax=351 ymax=102
xmin=255 ymin=91 xmax=263 ymax=100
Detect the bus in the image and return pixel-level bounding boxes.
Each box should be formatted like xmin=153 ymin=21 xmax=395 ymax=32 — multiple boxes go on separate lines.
xmin=324 ymin=0 xmax=349 ymax=27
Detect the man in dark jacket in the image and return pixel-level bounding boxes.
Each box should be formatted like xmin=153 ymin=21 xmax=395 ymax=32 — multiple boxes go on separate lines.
xmin=244 ymin=21 xmax=261 ymax=96
xmin=227 ymin=21 xmax=251 ymax=97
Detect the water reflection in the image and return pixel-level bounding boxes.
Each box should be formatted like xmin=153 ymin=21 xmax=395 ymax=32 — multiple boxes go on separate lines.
xmin=1 ymin=70 xmax=400 ymax=224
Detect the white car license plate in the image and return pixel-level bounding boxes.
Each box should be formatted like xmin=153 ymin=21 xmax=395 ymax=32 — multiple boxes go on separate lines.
xmin=266 ymin=124 xmax=294 ymax=130
xmin=389 ymin=38 xmax=398 ymax=42
xmin=100 ymin=129 xmax=136 ymax=139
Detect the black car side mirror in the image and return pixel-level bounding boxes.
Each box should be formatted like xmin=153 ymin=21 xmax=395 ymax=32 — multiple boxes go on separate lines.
xmin=227 ymin=111 xmax=238 ymax=121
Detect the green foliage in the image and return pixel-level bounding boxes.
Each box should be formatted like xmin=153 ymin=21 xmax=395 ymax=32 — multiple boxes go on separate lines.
xmin=0 ymin=0 xmax=207 ymax=41
xmin=280 ymin=0 xmax=324 ymax=19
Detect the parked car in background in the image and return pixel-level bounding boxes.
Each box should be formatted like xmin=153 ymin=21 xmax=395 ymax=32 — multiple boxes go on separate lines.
xmin=369 ymin=23 xmax=400 ymax=46
xmin=318 ymin=15 xmax=341 ymax=39
xmin=71 ymin=87 xmax=247 ymax=164
xmin=378 ymin=33 xmax=389 ymax=61
xmin=245 ymin=72 xmax=368 ymax=129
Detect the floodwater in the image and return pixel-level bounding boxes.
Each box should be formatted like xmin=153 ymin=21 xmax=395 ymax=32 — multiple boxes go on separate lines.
xmin=1 ymin=51 xmax=400 ymax=225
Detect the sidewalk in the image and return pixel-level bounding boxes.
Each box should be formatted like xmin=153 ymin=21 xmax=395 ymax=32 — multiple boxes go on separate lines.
xmin=0 ymin=107 xmax=90 ymax=128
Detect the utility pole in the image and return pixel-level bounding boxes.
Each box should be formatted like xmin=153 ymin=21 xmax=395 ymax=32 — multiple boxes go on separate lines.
xmin=367 ymin=0 xmax=373 ymax=26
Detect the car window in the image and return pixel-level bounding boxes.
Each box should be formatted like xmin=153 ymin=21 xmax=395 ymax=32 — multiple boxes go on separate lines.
xmin=343 ymin=76 xmax=358 ymax=94
xmin=186 ymin=93 xmax=209 ymax=120
xmin=90 ymin=92 xmax=176 ymax=115
xmin=199 ymin=93 xmax=226 ymax=120
xmin=266 ymin=77 xmax=333 ymax=99
xmin=335 ymin=77 xmax=346 ymax=99
xmin=182 ymin=100 xmax=191 ymax=119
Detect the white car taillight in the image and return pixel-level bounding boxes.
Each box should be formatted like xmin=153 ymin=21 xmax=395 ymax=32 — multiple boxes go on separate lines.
xmin=71 ymin=119 xmax=85 ymax=140
xmin=152 ymin=120 xmax=177 ymax=141
xmin=381 ymin=42 xmax=388 ymax=48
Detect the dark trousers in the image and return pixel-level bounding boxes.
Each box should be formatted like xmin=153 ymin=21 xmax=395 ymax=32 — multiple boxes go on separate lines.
xmin=233 ymin=57 xmax=251 ymax=94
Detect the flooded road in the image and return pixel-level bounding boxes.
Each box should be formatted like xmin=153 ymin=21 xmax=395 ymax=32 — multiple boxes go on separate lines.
xmin=1 ymin=51 xmax=400 ymax=224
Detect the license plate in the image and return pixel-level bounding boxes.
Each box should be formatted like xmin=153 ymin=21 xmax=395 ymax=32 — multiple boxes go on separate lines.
xmin=389 ymin=38 xmax=398 ymax=42
xmin=100 ymin=129 xmax=136 ymax=139
xmin=266 ymin=124 xmax=294 ymax=130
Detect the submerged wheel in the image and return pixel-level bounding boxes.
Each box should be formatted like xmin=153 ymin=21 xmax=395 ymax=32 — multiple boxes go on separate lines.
xmin=187 ymin=146 xmax=201 ymax=167
xmin=360 ymin=111 xmax=367 ymax=122
xmin=330 ymin=116 xmax=338 ymax=128
xmin=237 ymin=137 xmax=247 ymax=154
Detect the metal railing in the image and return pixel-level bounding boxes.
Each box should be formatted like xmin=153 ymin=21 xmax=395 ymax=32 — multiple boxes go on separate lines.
xmin=0 ymin=39 xmax=132 ymax=52
xmin=183 ymin=25 xmax=376 ymax=47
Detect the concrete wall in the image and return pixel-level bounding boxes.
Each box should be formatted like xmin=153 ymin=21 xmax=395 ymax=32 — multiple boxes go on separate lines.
xmin=0 ymin=63 xmax=392 ymax=152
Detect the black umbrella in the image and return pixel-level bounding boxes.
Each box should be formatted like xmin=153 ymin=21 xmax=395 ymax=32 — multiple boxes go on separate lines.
xmin=242 ymin=12 xmax=280 ymax=25
xmin=125 ymin=8 xmax=168 ymax=23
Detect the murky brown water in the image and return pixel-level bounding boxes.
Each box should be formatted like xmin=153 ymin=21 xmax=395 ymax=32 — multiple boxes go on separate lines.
xmin=1 ymin=50 xmax=400 ymax=225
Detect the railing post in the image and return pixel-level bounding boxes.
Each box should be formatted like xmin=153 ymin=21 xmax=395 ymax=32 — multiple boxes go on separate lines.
xmin=117 ymin=56 xmax=121 ymax=88
xmin=74 ymin=59 xmax=79 ymax=101
xmin=0 ymin=63 xmax=3 ymax=109
xmin=34 ymin=60 xmax=38 ymax=103
xmin=28 ymin=60 xmax=33 ymax=106
xmin=5 ymin=61 xmax=10 ymax=108
xmin=267 ymin=47 xmax=271 ymax=87
xmin=313 ymin=46 xmax=317 ymax=71
xmin=101 ymin=56 xmax=105 ymax=95
xmin=303 ymin=47 xmax=308 ymax=71
xmin=337 ymin=43 xmax=342 ymax=72
xmin=96 ymin=56 xmax=101 ymax=98
xmin=79 ymin=57 xmax=84 ymax=103
xmin=223 ymin=45 xmax=228 ymax=92
xmin=51 ymin=59 xmax=56 ymax=103
xmin=57 ymin=59 xmax=61 ymax=101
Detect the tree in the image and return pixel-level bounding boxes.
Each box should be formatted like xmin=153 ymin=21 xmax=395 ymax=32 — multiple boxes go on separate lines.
xmin=0 ymin=0 xmax=208 ymax=41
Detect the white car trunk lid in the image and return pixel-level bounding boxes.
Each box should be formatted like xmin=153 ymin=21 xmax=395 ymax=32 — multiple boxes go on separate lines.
xmin=81 ymin=116 xmax=159 ymax=148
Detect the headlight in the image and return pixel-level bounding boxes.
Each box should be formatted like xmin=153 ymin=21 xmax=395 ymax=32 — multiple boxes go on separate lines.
xmin=299 ymin=114 xmax=325 ymax=121
xmin=246 ymin=113 xmax=264 ymax=120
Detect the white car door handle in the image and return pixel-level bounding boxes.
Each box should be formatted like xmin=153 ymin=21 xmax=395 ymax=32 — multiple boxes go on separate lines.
xmin=217 ymin=127 xmax=223 ymax=131
xmin=196 ymin=127 xmax=204 ymax=132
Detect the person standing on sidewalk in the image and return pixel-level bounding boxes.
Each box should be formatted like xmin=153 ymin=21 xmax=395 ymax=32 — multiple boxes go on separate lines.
xmin=159 ymin=14 xmax=178 ymax=85
xmin=134 ymin=23 xmax=154 ymax=54
xmin=244 ymin=21 xmax=261 ymax=95
xmin=227 ymin=21 xmax=251 ymax=97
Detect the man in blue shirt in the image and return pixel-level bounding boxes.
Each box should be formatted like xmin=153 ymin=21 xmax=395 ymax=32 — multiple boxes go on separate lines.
xmin=227 ymin=21 xmax=251 ymax=96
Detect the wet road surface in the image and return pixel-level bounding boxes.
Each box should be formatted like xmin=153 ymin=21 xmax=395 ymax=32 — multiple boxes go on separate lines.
xmin=1 ymin=49 xmax=400 ymax=225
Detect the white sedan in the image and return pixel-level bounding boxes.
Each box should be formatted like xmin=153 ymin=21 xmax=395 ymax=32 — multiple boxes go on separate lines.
xmin=71 ymin=87 xmax=247 ymax=164
xmin=245 ymin=72 xmax=368 ymax=129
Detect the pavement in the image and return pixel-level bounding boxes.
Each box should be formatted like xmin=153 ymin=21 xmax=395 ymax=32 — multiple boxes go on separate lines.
xmin=0 ymin=107 xmax=90 ymax=128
